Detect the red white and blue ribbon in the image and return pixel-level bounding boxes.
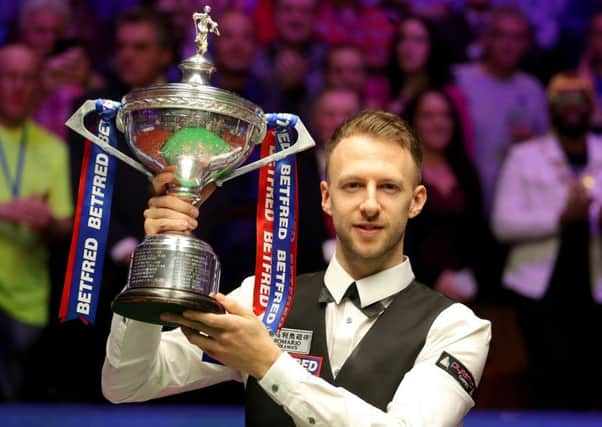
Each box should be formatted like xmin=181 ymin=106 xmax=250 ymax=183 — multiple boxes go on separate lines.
xmin=254 ymin=113 xmax=299 ymax=333
xmin=59 ymin=99 xmax=120 ymax=324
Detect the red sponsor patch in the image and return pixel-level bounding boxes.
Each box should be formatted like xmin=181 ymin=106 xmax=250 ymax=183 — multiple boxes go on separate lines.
xmin=290 ymin=354 xmax=323 ymax=376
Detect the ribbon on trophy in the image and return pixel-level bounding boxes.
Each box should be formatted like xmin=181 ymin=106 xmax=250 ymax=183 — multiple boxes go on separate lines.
xmin=59 ymin=99 xmax=120 ymax=324
xmin=254 ymin=114 xmax=299 ymax=333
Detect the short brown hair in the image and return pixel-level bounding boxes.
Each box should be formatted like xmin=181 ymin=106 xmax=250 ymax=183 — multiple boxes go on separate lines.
xmin=324 ymin=109 xmax=422 ymax=183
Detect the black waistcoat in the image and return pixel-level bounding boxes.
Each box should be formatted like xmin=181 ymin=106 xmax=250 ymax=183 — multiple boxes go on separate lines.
xmin=245 ymin=271 xmax=453 ymax=427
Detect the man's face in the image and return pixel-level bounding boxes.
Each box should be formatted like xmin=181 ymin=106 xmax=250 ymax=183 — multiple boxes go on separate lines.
xmin=312 ymin=91 xmax=360 ymax=144
xmin=549 ymin=89 xmax=593 ymax=137
xmin=214 ymin=12 xmax=257 ymax=73
xmin=0 ymin=46 xmax=38 ymax=126
xmin=154 ymin=0 xmax=195 ymax=41
xmin=20 ymin=8 xmax=67 ymax=57
xmin=115 ymin=22 xmax=172 ymax=88
xmin=274 ymin=0 xmax=316 ymax=45
xmin=326 ymin=48 xmax=366 ymax=92
xmin=320 ymin=135 xmax=426 ymax=275
xmin=485 ymin=15 xmax=529 ymax=72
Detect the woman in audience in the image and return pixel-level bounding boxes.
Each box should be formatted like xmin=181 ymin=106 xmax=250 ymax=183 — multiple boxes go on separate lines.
xmin=388 ymin=15 xmax=474 ymax=156
xmin=403 ymin=89 xmax=487 ymax=302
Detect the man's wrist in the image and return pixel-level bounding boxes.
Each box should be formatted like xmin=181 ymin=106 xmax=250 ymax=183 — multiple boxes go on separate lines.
xmin=251 ymin=344 xmax=283 ymax=380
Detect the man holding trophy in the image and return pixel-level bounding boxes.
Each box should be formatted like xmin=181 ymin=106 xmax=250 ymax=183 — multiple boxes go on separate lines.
xmin=101 ymin=108 xmax=491 ymax=426
xmin=60 ymin=6 xmax=490 ymax=426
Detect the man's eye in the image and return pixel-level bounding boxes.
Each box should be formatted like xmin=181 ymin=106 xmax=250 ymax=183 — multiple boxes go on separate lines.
xmin=381 ymin=183 xmax=400 ymax=192
xmin=343 ymin=182 xmax=361 ymax=190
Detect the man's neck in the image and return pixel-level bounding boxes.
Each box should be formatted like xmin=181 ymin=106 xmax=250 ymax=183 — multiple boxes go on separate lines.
xmin=0 ymin=116 xmax=26 ymax=130
xmin=557 ymin=131 xmax=587 ymax=156
xmin=216 ymin=70 xmax=248 ymax=94
xmin=480 ymin=61 xmax=516 ymax=80
xmin=335 ymin=250 xmax=403 ymax=281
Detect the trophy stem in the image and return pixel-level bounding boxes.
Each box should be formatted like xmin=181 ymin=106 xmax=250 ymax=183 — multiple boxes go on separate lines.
xmin=167 ymin=185 xmax=203 ymax=206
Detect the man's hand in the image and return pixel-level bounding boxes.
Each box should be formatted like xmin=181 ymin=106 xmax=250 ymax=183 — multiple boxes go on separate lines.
xmin=560 ymin=181 xmax=591 ymax=225
xmin=144 ymin=170 xmax=215 ymax=236
xmin=160 ymin=293 xmax=283 ymax=379
xmin=0 ymin=196 xmax=53 ymax=231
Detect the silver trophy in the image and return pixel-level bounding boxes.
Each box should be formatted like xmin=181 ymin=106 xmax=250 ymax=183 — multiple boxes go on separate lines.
xmin=65 ymin=5 xmax=315 ymax=325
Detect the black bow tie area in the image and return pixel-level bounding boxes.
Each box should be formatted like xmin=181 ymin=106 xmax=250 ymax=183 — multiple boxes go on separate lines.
xmin=318 ymin=283 xmax=385 ymax=318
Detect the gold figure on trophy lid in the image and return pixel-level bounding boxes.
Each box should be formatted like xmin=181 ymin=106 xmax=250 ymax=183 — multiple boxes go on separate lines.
xmin=193 ymin=5 xmax=220 ymax=56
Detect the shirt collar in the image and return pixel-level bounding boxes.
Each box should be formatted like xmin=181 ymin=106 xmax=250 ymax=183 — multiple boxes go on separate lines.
xmin=323 ymin=255 xmax=415 ymax=307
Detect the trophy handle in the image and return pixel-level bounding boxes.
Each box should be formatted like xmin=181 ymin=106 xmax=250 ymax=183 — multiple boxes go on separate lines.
xmin=65 ymin=100 xmax=153 ymax=179
xmin=215 ymin=116 xmax=316 ymax=185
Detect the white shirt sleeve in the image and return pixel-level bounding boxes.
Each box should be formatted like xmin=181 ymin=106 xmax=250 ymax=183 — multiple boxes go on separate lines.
xmin=257 ymin=303 xmax=491 ymax=427
xmin=101 ymin=280 xmax=255 ymax=403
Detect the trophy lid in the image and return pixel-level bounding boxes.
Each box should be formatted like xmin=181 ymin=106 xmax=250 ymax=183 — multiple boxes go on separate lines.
xmin=117 ymin=5 xmax=266 ymax=144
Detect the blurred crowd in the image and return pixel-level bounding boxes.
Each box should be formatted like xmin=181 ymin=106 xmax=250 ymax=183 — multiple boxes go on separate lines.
xmin=1 ymin=0 xmax=602 ymax=412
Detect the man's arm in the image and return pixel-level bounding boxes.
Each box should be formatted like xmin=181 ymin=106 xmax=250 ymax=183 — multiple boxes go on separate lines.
xmin=164 ymin=295 xmax=490 ymax=427
xmin=101 ymin=299 xmax=246 ymax=403
xmin=101 ymin=171 xmax=237 ymax=403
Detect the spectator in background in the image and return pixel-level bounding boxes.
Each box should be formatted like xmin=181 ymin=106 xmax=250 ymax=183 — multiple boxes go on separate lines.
xmin=0 ymin=44 xmax=73 ymax=401
xmin=579 ymin=10 xmax=602 ymax=133
xmin=315 ymin=0 xmax=394 ymax=72
xmin=492 ymin=72 xmax=602 ymax=409
xmin=454 ymin=6 xmax=548 ymax=215
xmin=323 ymin=44 xmax=367 ymax=101
xmin=17 ymin=0 xmax=103 ymax=139
xmin=151 ymin=0 xmax=197 ymax=61
xmin=252 ymin=0 xmax=324 ymax=121
xmin=387 ymin=16 xmax=474 ymax=157
xmin=68 ymin=6 xmax=176 ymax=309
xmin=316 ymin=0 xmax=395 ymax=113
xmin=210 ymin=9 xmax=268 ymax=106
xmin=403 ymin=89 xmax=485 ymax=302
xmin=439 ymin=0 xmax=494 ymax=63
xmin=310 ymin=87 xmax=361 ymax=261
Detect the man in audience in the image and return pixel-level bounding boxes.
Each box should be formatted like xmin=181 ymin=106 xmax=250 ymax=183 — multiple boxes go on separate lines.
xmin=454 ymin=6 xmax=549 ymax=216
xmin=252 ymin=0 xmax=324 ymax=122
xmin=0 ymin=44 xmax=73 ymax=401
xmin=310 ymin=87 xmax=361 ymax=262
xmin=492 ymin=72 xmax=602 ymax=409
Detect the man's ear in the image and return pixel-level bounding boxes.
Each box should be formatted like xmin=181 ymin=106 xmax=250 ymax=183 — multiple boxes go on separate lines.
xmin=320 ymin=180 xmax=332 ymax=217
xmin=408 ymin=184 xmax=427 ymax=218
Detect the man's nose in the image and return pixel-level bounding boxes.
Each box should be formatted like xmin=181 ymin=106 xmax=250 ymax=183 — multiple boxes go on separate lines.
xmin=360 ymin=185 xmax=380 ymax=218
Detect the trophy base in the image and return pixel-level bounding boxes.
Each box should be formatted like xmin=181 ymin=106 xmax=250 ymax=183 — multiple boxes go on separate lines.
xmin=111 ymin=287 xmax=225 ymax=326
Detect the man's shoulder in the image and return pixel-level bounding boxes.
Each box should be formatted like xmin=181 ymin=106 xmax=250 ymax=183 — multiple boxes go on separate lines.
xmin=512 ymin=71 xmax=545 ymax=93
xmin=453 ymin=63 xmax=480 ymax=83
xmin=508 ymin=133 xmax=554 ymax=158
xmin=27 ymin=120 xmax=66 ymax=149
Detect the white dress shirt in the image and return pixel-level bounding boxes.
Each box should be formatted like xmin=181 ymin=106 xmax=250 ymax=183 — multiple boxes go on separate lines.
xmin=102 ymin=257 xmax=491 ymax=427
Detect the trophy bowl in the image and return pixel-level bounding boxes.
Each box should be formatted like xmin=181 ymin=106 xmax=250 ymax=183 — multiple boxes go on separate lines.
xmin=118 ymin=84 xmax=267 ymax=202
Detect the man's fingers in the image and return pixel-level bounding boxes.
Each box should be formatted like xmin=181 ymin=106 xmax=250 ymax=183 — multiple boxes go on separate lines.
xmin=144 ymin=207 xmax=197 ymax=228
xmin=213 ymin=293 xmax=252 ymax=317
xmin=148 ymin=195 xmax=199 ymax=218
xmin=180 ymin=327 xmax=221 ymax=358
xmin=145 ymin=217 xmax=194 ymax=235
xmin=161 ymin=313 xmax=219 ymax=337
xmin=152 ymin=169 xmax=177 ymax=195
